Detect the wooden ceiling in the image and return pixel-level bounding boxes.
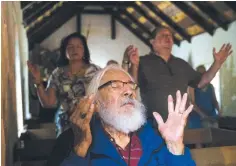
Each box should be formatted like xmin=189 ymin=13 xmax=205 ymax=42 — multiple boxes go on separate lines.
xmin=21 ymin=1 xmax=236 ymax=50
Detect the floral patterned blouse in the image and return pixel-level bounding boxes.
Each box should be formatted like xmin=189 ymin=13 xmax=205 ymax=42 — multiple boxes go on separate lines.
xmin=46 ymin=63 xmax=100 ymax=132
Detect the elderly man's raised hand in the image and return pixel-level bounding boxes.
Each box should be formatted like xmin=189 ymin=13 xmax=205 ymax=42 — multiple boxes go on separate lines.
xmin=70 ymin=94 xmax=96 ymax=130
xmin=213 ymin=43 xmax=233 ymax=65
xmin=124 ymin=45 xmax=140 ymax=66
xmin=153 ymin=90 xmax=193 ymax=155
xmin=70 ymin=94 xmax=96 ymax=157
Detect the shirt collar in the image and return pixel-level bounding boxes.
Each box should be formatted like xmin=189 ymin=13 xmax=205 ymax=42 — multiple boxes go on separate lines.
xmin=149 ymin=51 xmax=175 ymax=63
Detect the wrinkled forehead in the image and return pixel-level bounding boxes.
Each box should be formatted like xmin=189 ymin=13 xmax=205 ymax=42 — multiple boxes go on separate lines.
xmin=156 ymin=28 xmax=172 ymax=37
xmin=100 ymin=69 xmax=132 ymax=86
xmin=157 ymin=28 xmax=172 ymax=34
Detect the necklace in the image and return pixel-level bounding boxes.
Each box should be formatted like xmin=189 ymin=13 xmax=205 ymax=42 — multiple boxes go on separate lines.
xmin=69 ymin=66 xmax=86 ymax=78
xmin=71 ymin=68 xmax=85 ymax=76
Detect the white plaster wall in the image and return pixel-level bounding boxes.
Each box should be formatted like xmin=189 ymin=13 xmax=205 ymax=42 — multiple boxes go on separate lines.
xmin=41 ymin=14 xmax=150 ymax=67
xmin=41 ymin=16 xmax=77 ymax=51
xmin=173 ymin=21 xmax=236 ymax=72
xmin=81 ymin=15 xmax=150 ymax=67
xmin=173 ymin=21 xmax=236 ymax=116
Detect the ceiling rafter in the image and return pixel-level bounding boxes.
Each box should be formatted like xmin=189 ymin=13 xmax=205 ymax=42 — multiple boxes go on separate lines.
xmin=172 ymin=1 xmax=215 ymax=36
xmin=142 ymin=2 xmax=191 ymax=42
xmin=22 ymin=1 xmax=235 ymax=50
xmin=27 ymin=2 xmax=78 ymax=38
xmin=23 ymin=2 xmax=44 ymax=19
xmin=105 ymin=8 xmax=150 ymax=47
xmin=21 ymin=2 xmax=35 ymax=11
xmin=224 ymin=2 xmax=236 ymax=13
xmin=132 ymin=3 xmax=180 ymax=46
xmin=24 ymin=2 xmax=58 ymax=26
xmin=74 ymin=1 xmax=133 ymax=8
xmin=115 ymin=17 xmax=150 ymax=47
xmin=28 ymin=3 xmax=82 ymax=50
xmin=192 ymin=2 xmax=228 ymax=31
xmin=111 ymin=15 xmax=116 ymax=39
xmin=118 ymin=8 xmax=152 ymax=36
xmin=119 ymin=7 xmax=180 ymax=46
xmin=26 ymin=2 xmax=66 ymax=32
xmin=132 ymin=3 xmax=162 ymax=27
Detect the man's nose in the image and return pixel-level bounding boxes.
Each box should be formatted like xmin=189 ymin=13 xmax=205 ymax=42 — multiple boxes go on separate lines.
xmin=123 ymin=86 xmax=134 ymax=98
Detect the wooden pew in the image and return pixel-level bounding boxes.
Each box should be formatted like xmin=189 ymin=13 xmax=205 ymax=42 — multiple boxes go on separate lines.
xmin=191 ymin=146 xmax=236 ymax=166
xmin=184 ymin=128 xmax=236 ymax=147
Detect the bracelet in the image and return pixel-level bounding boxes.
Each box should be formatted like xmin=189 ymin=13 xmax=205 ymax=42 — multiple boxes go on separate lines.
xmin=34 ymin=82 xmax=42 ymax=88
xmin=122 ymin=60 xmax=130 ymax=64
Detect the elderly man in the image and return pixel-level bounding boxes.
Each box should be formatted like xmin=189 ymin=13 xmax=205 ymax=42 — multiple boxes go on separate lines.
xmin=123 ymin=26 xmax=232 ymax=123
xmin=61 ymin=65 xmax=196 ymax=166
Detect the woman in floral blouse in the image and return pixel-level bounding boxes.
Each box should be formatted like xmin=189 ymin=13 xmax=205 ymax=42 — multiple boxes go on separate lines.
xmin=27 ymin=33 xmax=100 ymax=165
xmin=28 ymin=33 xmax=100 ymax=134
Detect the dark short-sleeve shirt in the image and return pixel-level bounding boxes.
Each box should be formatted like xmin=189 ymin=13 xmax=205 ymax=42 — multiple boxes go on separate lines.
xmin=138 ymin=53 xmax=201 ymax=121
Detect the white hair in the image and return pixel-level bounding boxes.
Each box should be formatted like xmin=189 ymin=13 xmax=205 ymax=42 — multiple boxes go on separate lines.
xmin=99 ymin=98 xmax=146 ymax=134
xmin=86 ymin=64 xmax=145 ymax=133
xmin=86 ymin=64 xmax=134 ymax=96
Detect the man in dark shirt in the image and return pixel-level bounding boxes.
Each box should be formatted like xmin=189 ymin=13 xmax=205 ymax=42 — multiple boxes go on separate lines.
xmin=123 ymin=26 xmax=232 ymax=123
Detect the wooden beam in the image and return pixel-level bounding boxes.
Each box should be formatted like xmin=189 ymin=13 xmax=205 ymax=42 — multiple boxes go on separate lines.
xmin=224 ymin=2 xmax=236 ymax=13
xmin=23 ymin=2 xmax=44 ymax=20
xmin=172 ymin=1 xmax=215 ymax=36
xmin=119 ymin=8 xmax=188 ymax=45
xmin=26 ymin=2 xmax=78 ymax=35
xmin=76 ymin=13 xmax=82 ymax=34
xmin=74 ymin=1 xmax=133 ymax=8
xmin=142 ymin=2 xmax=191 ymax=42
xmin=28 ymin=4 xmax=82 ymax=50
xmin=21 ymin=1 xmax=35 ymax=10
xmin=111 ymin=15 xmax=116 ymax=39
xmin=24 ymin=2 xmax=58 ymax=26
xmin=132 ymin=3 xmax=162 ymax=27
xmin=192 ymin=2 xmax=228 ymax=31
xmin=118 ymin=8 xmax=152 ymax=36
xmin=120 ymin=8 xmax=180 ymax=46
xmin=115 ymin=17 xmax=150 ymax=47
xmin=105 ymin=8 xmax=150 ymax=47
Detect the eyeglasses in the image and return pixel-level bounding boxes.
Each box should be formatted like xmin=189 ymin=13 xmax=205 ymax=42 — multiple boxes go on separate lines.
xmin=98 ymin=80 xmax=138 ymax=90
xmin=157 ymin=34 xmax=173 ymax=39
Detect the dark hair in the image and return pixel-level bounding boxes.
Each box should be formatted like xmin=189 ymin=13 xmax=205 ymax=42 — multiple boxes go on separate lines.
xmin=57 ymin=32 xmax=91 ymax=67
xmin=150 ymin=26 xmax=173 ymax=40
xmin=106 ymin=60 xmax=118 ymax=66
xmin=149 ymin=26 xmax=173 ymax=51
xmin=196 ymin=65 xmax=206 ymax=71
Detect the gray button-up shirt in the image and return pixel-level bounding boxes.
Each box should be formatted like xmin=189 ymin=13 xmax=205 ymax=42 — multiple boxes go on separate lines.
xmin=138 ymin=53 xmax=201 ymax=121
